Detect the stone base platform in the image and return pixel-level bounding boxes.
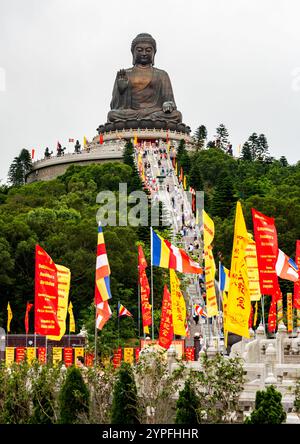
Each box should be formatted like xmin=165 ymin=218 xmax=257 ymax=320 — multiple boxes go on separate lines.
xmin=26 ymin=128 xmax=195 ymax=183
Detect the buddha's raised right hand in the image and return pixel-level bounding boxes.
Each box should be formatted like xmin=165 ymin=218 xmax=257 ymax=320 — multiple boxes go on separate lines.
xmin=117 ymin=69 xmax=129 ymax=93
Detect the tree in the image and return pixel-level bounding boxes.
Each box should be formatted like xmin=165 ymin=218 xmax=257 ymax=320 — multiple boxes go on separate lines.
xmin=176 ymin=139 xmax=191 ymax=174
xmin=216 ymin=124 xmax=230 ymax=151
xmin=30 ymin=363 xmax=60 ymax=424
xmin=195 ymin=353 xmax=245 ymax=423
xmin=111 ymin=362 xmax=140 ymax=424
xmin=175 ymin=379 xmax=199 ymax=424
xmin=245 ymin=385 xmax=286 ymax=424
xmin=194 ymin=125 xmax=207 ymax=149
xmin=59 ymin=366 xmax=90 ymax=424
xmin=210 ymin=172 xmax=236 ymax=219
xmin=8 ymin=149 xmax=32 ymax=186
xmin=241 ymin=142 xmax=253 ymax=161
xmin=135 ymin=349 xmax=184 ymax=424
xmin=279 ymin=156 xmax=288 ymax=167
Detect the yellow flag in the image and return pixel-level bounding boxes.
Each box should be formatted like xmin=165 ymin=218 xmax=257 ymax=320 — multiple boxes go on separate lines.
xmin=83 ymin=136 xmax=87 ymax=147
xmin=68 ymin=301 xmax=76 ymax=333
xmin=225 ymin=201 xmax=251 ymax=341
xmin=183 ymin=175 xmax=187 ymax=190
xmin=195 ymin=208 xmax=199 ymax=225
xmin=134 ymin=135 xmax=138 ymax=146
xmin=7 ymin=302 xmax=12 ymax=333
xmin=175 ymin=161 xmax=178 ymax=175
xmin=47 ymin=264 xmax=71 ymax=340
xmin=203 ymin=211 xmax=218 ymax=317
xmin=170 ymin=269 xmax=186 ymax=336
xmin=124 ymin=347 xmax=134 ymax=364
xmin=245 ymin=234 xmax=261 ymax=301
xmin=52 ymin=347 xmax=62 ymax=367
xmin=5 ymin=347 xmax=15 ymax=366
xmin=143 ymin=325 xmax=150 ymax=335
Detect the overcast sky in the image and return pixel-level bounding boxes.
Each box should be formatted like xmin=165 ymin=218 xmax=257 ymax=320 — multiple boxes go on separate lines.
xmin=0 ymin=0 xmax=299 ymax=183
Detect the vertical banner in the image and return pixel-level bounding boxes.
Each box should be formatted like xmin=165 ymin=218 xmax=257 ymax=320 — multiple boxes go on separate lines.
xmin=170 ymin=269 xmax=186 ymax=336
xmin=185 ymin=347 xmax=195 ymax=361
xmin=113 ymin=348 xmax=122 ymax=368
xmin=138 ymin=246 xmax=152 ymax=333
xmin=64 ymin=347 xmax=73 ymax=367
xmin=158 ymin=285 xmax=174 ymax=350
xmin=123 ymin=348 xmax=134 ymax=364
xmin=34 ymin=245 xmax=60 ymax=336
xmin=252 ymin=209 xmax=279 ymax=295
xmin=287 ymin=292 xmax=293 ymax=333
xmin=47 ymin=264 xmax=71 ymax=340
xmin=245 ymin=236 xmax=261 ymax=301
xmin=16 ymin=347 xmax=26 ymax=363
xmin=5 ymin=347 xmax=15 ymax=366
xmin=294 ymin=240 xmax=300 ymax=309
xmin=38 ymin=347 xmax=47 ymax=364
xmin=203 ymin=210 xmax=218 ymax=317
xmin=135 ymin=348 xmax=140 ymax=363
xmin=297 ymin=309 xmax=300 ymax=329
xmin=74 ymin=347 xmax=84 ymax=366
xmin=268 ymin=298 xmax=277 ymax=333
xmin=26 ymin=347 xmax=36 ymax=364
xmin=85 ymin=352 xmax=94 ymax=367
xmin=277 ymin=293 xmax=283 ymax=325
xmin=225 ymin=202 xmax=251 ymax=339
xmin=52 ymin=347 xmax=62 ymax=366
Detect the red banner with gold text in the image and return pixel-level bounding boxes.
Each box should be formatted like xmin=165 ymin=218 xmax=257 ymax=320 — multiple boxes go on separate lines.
xmin=252 ymin=209 xmax=279 ymax=296
xmin=34 ymin=245 xmax=60 ymax=336
xmin=158 ymin=285 xmax=173 ymax=350
xmin=138 ymin=246 xmax=152 ymax=332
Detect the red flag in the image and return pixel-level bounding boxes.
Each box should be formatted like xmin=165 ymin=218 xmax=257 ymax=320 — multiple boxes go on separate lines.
xmin=294 ymin=240 xmax=300 ymax=309
xmin=158 ymin=285 xmax=173 ymax=349
xmin=25 ymin=302 xmax=33 ymax=334
xmin=179 ymin=167 xmax=183 ymax=183
xmin=34 ymin=245 xmax=60 ymax=336
xmin=138 ymin=245 xmax=152 ymax=331
xmin=268 ymin=297 xmax=277 ymax=333
xmin=248 ymin=303 xmax=254 ymax=328
xmin=252 ymin=208 xmax=279 ymax=296
xmin=99 ymin=134 xmax=104 ymax=145
xmin=31 ymin=149 xmax=35 ymax=160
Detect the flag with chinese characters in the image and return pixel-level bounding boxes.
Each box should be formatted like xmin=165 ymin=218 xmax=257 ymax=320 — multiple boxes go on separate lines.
xmin=158 ymin=285 xmax=173 ymax=349
xmin=170 ymin=269 xmax=186 ymax=336
xmin=68 ymin=301 xmax=75 ymax=333
xmin=138 ymin=245 xmax=152 ymax=334
xmin=225 ymin=202 xmax=251 ymax=340
xmin=203 ymin=210 xmax=218 ymax=317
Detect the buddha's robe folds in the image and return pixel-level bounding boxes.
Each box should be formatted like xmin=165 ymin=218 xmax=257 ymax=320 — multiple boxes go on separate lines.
xmin=107 ymin=66 xmax=182 ymax=123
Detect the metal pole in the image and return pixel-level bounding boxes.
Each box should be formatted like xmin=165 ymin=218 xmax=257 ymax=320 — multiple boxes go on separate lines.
xmin=94 ymin=305 xmax=98 ymax=367
xmin=261 ymin=294 xmax=265 ymax=331
xmin=150 ymin=227 xmax=155 ymax=340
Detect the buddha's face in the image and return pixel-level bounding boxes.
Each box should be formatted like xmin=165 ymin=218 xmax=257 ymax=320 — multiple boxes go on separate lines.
xmin=133 ymin=43 xmax=155 ymax=66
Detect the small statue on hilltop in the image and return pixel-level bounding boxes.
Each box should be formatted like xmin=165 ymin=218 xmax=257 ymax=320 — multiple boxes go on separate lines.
xmin=44 ymin=147 xmax=53 ymax=158
xmin=74 ymin=140 xmax=81 ymax=154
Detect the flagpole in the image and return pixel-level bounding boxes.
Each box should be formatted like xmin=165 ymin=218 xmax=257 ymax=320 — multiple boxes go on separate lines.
xmin=94 ymin=305 xmax=98 ymax=367
xmin=261 ymin=294 xmax=265 ymax=331
xmin=150 ymin=227 xmax=154 ymax=340
xmin=117 ymin=301 xmax=120 ymax=347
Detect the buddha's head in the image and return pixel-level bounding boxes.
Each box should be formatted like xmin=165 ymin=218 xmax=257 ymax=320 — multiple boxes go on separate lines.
xmin=131 ymin=33 xmax=156 ymax=66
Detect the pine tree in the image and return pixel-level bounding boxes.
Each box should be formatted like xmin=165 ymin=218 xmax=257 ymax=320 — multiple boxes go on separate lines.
xmin=279 ymin=156 xmax=288 ymax=167
xmin=123 ymin=140 xmax=135 ymax=169
xmin=176 ymin=139 xmax=191 ymax=174
xmin=256 ymin=133 xmax=269 ymax=160
xmin=245 ymin=385 xmax=286 ymax=424
xmin=216 ymin=124 xmax=230 ymax=151
xmin=8 ymin=149 xmax=32 ymax=186
xmin=241 ymin=142 xmax=253 ymax=161
xmin=111 ymin=362 xmax=140 ymax=424
xmin=194 ymin=125 xmax=207 ymax=149
xmin=210 ymin=172 xmax=236 ymax=219
xmin=59 ymin=366 xmax=90 ymax=424
xmin=175 ymin=379 xmax=199 ymax=424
